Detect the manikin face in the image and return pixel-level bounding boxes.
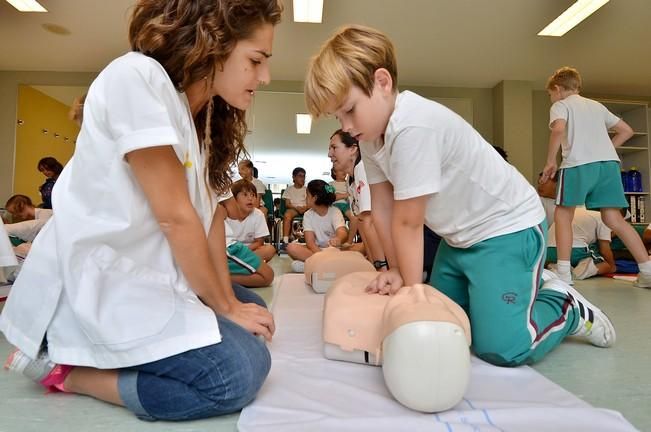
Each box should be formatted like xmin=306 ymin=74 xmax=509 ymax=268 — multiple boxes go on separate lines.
xmin=211 ymin=23 xmax=275 ymax=111
xmin=329 ymin=69 xmax=395 ymax=143
xmin=235 ymin=190 xmax=257 ymax=214
xmin=328 ymin=134 xmax=358 ymax=176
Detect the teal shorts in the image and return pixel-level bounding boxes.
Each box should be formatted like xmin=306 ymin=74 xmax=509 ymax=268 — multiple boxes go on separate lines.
xmin=556 ymin=161 xmax=628 ymax=209
xmin=546 ymin=245 xmax=604 ymax=266
xmin=333 ymin=201 xmax=350 ymax=216
xmin=227 ymin=242 xmax=262 ymax=275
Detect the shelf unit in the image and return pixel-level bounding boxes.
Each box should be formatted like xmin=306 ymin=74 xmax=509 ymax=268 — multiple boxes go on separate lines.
xmin=600 ymin=99 xmax=650 ymax=222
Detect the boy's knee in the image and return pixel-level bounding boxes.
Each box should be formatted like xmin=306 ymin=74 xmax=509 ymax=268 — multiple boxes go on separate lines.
xmin=472 ymin=338 xmax=528 ymax=367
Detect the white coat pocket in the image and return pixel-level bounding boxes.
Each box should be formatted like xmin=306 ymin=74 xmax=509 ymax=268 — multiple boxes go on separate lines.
xmin=73 ymin=244 xmax=176 ymax=345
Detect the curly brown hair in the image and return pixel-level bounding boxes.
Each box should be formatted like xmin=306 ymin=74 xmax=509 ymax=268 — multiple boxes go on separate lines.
xmin=128 ymin=0 xmax=283 ymax=195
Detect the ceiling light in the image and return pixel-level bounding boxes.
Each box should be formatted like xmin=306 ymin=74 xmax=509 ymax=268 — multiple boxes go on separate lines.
xmin=538 ymin=0 xmax=609 ymax=37
xmin=293 ymin=0 xmax=323 ymax=23
xmin=6 ymin=0 xmax=47 ymax=12
xmin=296 ymin=114 xmax=312 ymax=134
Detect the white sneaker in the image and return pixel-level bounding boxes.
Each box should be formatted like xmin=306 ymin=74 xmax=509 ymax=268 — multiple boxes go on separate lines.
xmin=634 ymin=271 xmax=651 ymax=288
xmin=542 ymin=279 xmax=616 ymax=347
xmin=291 ymin=260 xmax=305 ymax=273
xmin=573 ymin=258 xmax=599 ymax=280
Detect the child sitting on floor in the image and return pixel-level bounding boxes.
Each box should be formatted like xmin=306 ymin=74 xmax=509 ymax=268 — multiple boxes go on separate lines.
xmin=286 ymin=179 xmax=348 ymax=272
xmin=226 ymin=179 xmax=276 ymax=262
xmin=329 ymin=167 xmax=359 ymax=246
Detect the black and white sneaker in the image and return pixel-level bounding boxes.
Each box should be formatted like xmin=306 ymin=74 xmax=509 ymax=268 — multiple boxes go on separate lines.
xmin=542 ymin=279 xmax=616 ymax=348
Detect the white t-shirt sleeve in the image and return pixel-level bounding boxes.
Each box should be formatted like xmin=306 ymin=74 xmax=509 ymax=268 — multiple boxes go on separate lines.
xmin=596 ymin=220 xmax=612 ymax=242
xmin=602 ymin=106 xmax=621 ymax=129
xmin=252 ymin=209 xmax=270 ymax=238
xmin=104 ymin=61 xmax=182 ymax=157
xmin=303 ymin=210 xmax=314 ymax=232
xmin=354 ymin=162 xmax=372 ymax=214
xmin=549 ymin=101 xmax=569 ymax=127
xmin=390 ymin=127 xmax=441 ymax=200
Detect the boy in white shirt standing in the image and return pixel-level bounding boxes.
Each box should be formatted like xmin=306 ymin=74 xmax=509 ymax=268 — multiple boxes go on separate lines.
xmin=540 ymin=66 xmax=651 ymax=288
xmin=304 ymin=25 xmax=615 ymax=367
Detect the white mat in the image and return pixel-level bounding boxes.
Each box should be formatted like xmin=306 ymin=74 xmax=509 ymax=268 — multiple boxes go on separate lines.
xmin=238 ymin=274 xmax=637 ymax=432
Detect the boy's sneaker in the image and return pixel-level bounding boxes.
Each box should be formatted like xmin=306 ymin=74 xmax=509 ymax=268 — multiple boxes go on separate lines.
xmin=573 ymin=258 xmax=599 ymax=280
xmin=4 ymin=349 xmax=73 ymax=392
xmin=291 ymin=260 xmax=305 ymax=273
xmin=542 ymin=279 xmax=616 ymax=347
xmin=634 ymin=271 xmax=651 ymax=288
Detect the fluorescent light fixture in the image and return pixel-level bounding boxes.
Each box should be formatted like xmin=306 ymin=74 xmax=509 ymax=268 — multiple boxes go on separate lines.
xmin=296 ymin=113 xmax=312 ymax=134
xmin=293 ymin=0 xmax=323 ymax=23
xmin=6 ymin=0 xmax=47 ymax=12
xmin=538 ymin=0 xmax=609 ymax=37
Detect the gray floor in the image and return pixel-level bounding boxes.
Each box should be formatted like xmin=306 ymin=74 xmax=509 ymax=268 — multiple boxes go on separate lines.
xmin=0 ymin=257 xmax=648 ymax=431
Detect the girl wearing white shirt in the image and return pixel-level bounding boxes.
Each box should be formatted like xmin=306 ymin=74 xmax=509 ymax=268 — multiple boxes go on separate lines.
xmin=2 ymin=0 xmax=282 ymax=421
xmin=286 ymin=180 xmax=348 ymax=271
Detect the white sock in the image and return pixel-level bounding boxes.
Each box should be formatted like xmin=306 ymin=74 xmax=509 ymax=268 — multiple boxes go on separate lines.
xmin=557 ymin=260 xmax=571 ymax=275
xmin=283 ymin=236 xmax=289 ymax=243
xmin=638 ymin=260 xmax=651 ymax=274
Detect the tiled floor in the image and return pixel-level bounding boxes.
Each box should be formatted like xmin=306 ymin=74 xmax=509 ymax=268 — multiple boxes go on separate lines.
xmin=0 ymin=256 xmax=648 ymax=431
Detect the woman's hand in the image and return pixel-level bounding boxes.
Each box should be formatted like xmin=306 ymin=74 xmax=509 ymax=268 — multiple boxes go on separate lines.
xmin=223 ymin=300 xmax=276 ymax=341
xmin=365 ymin=268 xmax=404 ymax=295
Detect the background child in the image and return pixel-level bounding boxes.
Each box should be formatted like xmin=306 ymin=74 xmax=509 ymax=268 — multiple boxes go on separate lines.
xmin=281 ymin=166 xmax=308 ymax=244
xmin=36 ymin=157 xmax=63 ymax=210
xmin=238 ymin=159 xmax=268 ymax=217
xmin=5 ymin=195 xmax=53 ymax=225
xmin=286 ymin=179 xmax=347 ymax=272
xmin=329 ymin=166 xmax=359 ymax=245
xmin=227 ymin=179 xmax=276 ymax=262
xmin=540 ymin=66 xmax=651 ymax=288
xmin=304 ymin=25 xmax=615 ymax=367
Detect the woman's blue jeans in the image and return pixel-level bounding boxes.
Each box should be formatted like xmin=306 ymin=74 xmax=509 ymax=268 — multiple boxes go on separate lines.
xmin=117 ymin=284 xmax=271 ymax=421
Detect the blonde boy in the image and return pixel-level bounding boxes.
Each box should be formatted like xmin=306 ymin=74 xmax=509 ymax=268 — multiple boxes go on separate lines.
xmin=305 ymin=25 xmax=615 ymax=366
xmin=540 ymin=66 xmax=651 ymax=287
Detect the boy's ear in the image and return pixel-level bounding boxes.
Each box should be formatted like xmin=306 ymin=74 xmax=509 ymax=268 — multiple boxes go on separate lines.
xmin=373 ymin=68 xmax=393 ymax=94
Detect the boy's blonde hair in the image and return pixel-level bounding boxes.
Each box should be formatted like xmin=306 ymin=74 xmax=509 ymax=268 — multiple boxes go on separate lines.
xmin=546 ymin=66 xmax=582 ymax=92
xmin=304 ymin=25 xmax=398 ymax=118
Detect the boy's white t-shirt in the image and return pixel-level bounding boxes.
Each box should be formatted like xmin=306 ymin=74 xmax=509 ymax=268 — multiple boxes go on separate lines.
xmin=226 ymin=208 xmax=269 ymax=245
xmin=0 ymin=52 xmax=222 ymax=368
xmin=284 ymin=185 xmax=307 ymax=207
xmin=547 ymin=208 xmax=611 ymax=248
xmin=361 ymin=91 xmax=545 ymax=249
xmin=330 ymin=180 xmax=348 ymax=204
xmin=348 ymin=161 xmax=372 ymax=215
xmin=303 ymin=206 xmax=346 ymax=247
xmin=549 ymin=94 xmax=621 ymax=169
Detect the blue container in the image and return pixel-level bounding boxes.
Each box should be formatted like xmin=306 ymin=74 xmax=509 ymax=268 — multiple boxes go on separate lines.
xmin=621 ymin=170 xmax=629 ymax=192
xmin=629 ymin=168 xmax=643 ymax=193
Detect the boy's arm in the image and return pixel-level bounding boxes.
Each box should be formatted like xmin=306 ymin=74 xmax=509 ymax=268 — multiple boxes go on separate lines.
xmin=329 ymin=226 xmax=348 ymax=247
xmin=368 ymin=181 xmax=398 ymax=266
xmin=304 ymin=231 xmax=320 ymax=253
xmin=391 ymin=195 xmax=428 ymax=287
xmin=610 ymin=120 xmax=634 ymax=148
xmin=598 ymin=240 xmax=616 ymax=273
xmin=540 ymin=119 xmax=566 ymax=183
xmin=248 ymin=237 xmax=264 ymax=251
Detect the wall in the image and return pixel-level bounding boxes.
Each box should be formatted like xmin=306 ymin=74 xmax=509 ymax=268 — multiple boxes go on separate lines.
xmin=13 ymin=85 xmax=79 ymax=205
xmin=0 ymin=71 xmax=96 ymax=205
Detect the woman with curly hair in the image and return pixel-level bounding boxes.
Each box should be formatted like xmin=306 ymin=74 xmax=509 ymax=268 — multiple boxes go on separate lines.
xmin=2 ymin=0 xmax=282 ymax=421
xmin=36 ymin=156 xmax=63 ymax=209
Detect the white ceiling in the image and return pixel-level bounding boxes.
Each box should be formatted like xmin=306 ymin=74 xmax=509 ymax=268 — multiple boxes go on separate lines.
xmin=1 ymin=0 xmax=650 ymax=95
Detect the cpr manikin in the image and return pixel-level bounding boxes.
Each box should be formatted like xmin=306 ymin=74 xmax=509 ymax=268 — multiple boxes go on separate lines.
xmin=323 ymin=272 xmax=472 ymax=412
xmin=304 ymin=247 xmax=375 ymax=293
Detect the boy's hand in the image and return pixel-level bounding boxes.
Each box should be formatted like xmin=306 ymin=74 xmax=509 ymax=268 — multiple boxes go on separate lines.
xmin=540 ymin=162 xmax=558 ymax=184
xmin=328 ymin=237 xmax=341 ymax=247
xmin=366 ymin=268 xmax=404 ymax=295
